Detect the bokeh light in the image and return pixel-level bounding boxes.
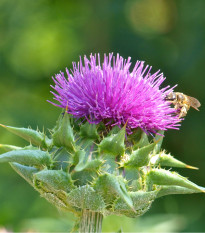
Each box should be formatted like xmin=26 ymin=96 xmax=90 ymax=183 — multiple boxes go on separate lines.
xmin=126 ymin=0 xmax=177 ymax=36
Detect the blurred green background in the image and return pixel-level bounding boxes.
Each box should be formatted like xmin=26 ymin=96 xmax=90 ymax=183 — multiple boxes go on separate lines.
xmin=0 ymin=0 xmax=204 ymax=232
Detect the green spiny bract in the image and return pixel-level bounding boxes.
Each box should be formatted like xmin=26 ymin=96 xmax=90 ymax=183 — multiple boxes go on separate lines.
xmin=0 ymin=112 xmax=204 ymax=218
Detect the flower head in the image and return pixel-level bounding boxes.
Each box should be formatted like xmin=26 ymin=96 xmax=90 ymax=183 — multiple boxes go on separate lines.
xmin=49 ymin=53 xmax=180 ymax=133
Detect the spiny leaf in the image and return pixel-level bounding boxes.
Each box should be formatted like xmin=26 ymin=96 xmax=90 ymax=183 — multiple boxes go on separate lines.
xmin=73 ymin=149 xmax=87 ymax=172
xmin=93 ymin=173 xmax=133 ymax=209
xmin=75 ymin=159 xmax=103 ymax=172
xmin=71 ymin=169 xmax=98 ymax=186
xmin=34 ymin=169 xmax=74 ymax=193
xmin=153 ymin=130 xmax=164 ymax=154
xmin=41 ymin=193 xmax=66 ymax=209
xmin=123 ymin=167 xmax=140 ymax=187
xmin=10 ymin=162 xmax=39 ymax=186
xmin=67 ymin=185 xmax=105 ymax=211
xmin=99 ymin=125 xmax=126 ymax=156
xmin=151 ymin=152 xmax=198 ymax=169
xmin=83 ymin=159 xmax=103 ymax=170
xmin=52 ymin=147 xmax=72 ymax=171
xmin=146 ymin=169 xmax=205 ymax=192
xmin=101 ymin=156 xmax=118 ymax=174
xmin=0 ymin=124 xmax=51 ymax=149
xmin=0 ymin=149 xmax=51 ymax=168
xmin=52 ymin=112 xmax=75 ymax=152
xmin=157 ymin=185 xmax=204 ymax=198
xmin=80 ymin=122 xmax=99 ymax=140
xmin=124 ymin=142 xmax=156 ymax=167
xmin=113 ymin=190 xmax=158 ymax=217
xmin=0 ymin=144 xmax=22 ymax=152
xmin=132 ymin=129 xmax=149 ymax=149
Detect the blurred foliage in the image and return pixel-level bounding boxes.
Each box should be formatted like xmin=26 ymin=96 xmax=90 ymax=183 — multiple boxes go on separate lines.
xmin=0 ymin=0 xmax=205 ymax=232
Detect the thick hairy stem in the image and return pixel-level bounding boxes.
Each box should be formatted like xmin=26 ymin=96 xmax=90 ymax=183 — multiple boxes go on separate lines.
xmin=79 ymin=209 xmax=103 ymax=233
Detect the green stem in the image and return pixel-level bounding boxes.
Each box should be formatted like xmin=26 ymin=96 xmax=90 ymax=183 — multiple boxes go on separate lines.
xmin=79 ymin=209 xmax=103 ymax=233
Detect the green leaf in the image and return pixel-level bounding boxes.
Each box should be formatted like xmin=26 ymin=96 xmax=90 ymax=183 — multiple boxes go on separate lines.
xmin=83 ymin=159 xmax=103 ymax=170
xmin=52 ymin=112 xmax=75 ymax=152
xmin=113 ymin=190 xmax=158 ymax=217
xmin=124 ymin=143 xmax=156 ymax=167
xmin=75 ymin=158 xmax=103 ymax=172
xmin=80 ymin=122 xmax=99 ymax=140
xmin=10 ymin=162 xmax=39 ymax=186
xmin=123 ymin=167 xmax=140 ymax=189
xmin=107 ymin=125 xmax=121 ymax=135
xmin=0 ymin=149 xmax=51 ymax=168
xmin=157 ymin=185 xmax=204 ymax=198
xmin=34 ymin=169 xmax=74 ymax=193
xmin=132 ymin=129 xmax=149 ymax=150
xmin=151 ymin=152 xmax=198 ymax=169
xmin=146 ymin=169 xmax=205 ymax=192
xmin=71 ymin=169 xmax=98 ymax=186
xmin=40 ymin=192 xmax=73 ymax=211
xmin=0 ymin=124 xmax=51 ymax=149
xmin=52 ymin=147 xmax=72 ymax=171
xmin=71 ymin=159 xmax=103 ymax=185
xmin=101 ymin=156 xmax=118 ymax=174
xmin=0 ymin=144 xmax=22 ymax=152
xmin=73 ymin=149 xmax=87 ymax=172
xmin=67 ymin=185 xmax=105 ymax=211
xmin=153 ymin=130 xmax=164 ymax=154
xmin=99 ymin=125 xmax=126 ymax=156
xmin=93 ymin=173 xmax=133 ymax=209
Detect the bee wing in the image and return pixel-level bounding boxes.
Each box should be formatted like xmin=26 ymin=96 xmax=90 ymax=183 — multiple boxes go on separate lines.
xmin=187 ymin=96 xmax=201 ymax=111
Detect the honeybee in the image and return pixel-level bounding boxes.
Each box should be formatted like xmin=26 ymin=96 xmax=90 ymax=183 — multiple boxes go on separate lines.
xmin=165 ymin=92 xmax=201 ymax=118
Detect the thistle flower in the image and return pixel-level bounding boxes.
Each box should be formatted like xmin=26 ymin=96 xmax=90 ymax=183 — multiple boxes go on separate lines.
xmin=0 ymin=54 xmax=204 ymax=233
xmin=49 ymin=53 xmax=180 ymax=134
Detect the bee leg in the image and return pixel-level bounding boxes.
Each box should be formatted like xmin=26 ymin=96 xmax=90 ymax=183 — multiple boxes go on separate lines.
xmin=173 ymin=101 xmax=180 ymax=107
xmin=179 ymin=106 xmax=187 ymax=118
xmin=174 ymin=103 xmax=181 ymax=112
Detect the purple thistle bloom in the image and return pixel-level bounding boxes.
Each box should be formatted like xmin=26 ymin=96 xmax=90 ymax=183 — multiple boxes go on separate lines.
xmin=49 ymin=53 xmax=180 ymax=133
